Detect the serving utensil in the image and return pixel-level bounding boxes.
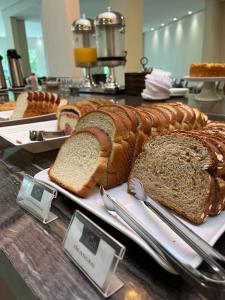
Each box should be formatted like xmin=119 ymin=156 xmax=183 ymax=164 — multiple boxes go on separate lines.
xmin=129 ymin=178 xmax=225 ymax=263
xmin=0 ymin=117 xmax=8 ymax=121
xmin=100 ymin=184 xmax=225 ymax=297
xmin=29 ymin=130 xmax=66 ymax=141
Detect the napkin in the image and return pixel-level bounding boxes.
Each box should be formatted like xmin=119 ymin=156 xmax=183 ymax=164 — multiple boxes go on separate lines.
xmin=142 ymin=68 xmax=172 ymax=100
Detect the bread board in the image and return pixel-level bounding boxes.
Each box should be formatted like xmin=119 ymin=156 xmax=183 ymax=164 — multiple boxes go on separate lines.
xmin=0 ymin=110 xmax=56 ymax=127
xmin=0 ymin=120 xmax=67 ymax=153
xmin=35 ymin=168 xmax=225 ymax=274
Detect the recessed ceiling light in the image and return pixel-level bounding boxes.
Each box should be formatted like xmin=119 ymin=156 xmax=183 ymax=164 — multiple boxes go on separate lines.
xmin=188 ymin=11 xmax=192 ymax=15
xmin=173 ymin=18 xmax=177 ymax=21
xmin=161 ymin=23 xmax=165 ymax=26
xmin=151 ymin=27 xmax=154 ymax=31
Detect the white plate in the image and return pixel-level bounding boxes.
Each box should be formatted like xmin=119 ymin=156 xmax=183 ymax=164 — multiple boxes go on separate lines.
xmin=0 ymin=110 xmax=56 ymax=127
xmin=0 ymin=120 xmax=67 ymax=153
xmin=35 ymin=169 xmax=225 ymax=274
xmin=183 ymin=76 xmax=225 ymax=82
xmin=169 ymin=88 xmax=189 ymax=97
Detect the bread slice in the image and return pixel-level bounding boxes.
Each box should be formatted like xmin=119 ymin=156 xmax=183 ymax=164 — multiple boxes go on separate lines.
xmin=49 ymin=127 xmax=111 ymax=197
xmin=178 ymin=130 xmax=225 ymax=215
xmin=75 ymin=110 xmax=128 ymax=188
xmin=57 ymin=103 xmax=94 ymax=134
xmin=98 ymin=104 xmax=138 ymax=178
xmin=128 ymin=133 xmax=215 ymax=224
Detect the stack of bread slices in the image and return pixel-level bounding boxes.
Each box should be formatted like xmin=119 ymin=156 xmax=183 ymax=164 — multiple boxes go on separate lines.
xmin=129 ymin=121 xmax=225 ymax=224
xmin=57 ymin=98 xmax=114 ymax=135
xmin=11 ymin=91 xmax=67 ymax=120
xmin=49 ymin=101 xmax=209 ymax=199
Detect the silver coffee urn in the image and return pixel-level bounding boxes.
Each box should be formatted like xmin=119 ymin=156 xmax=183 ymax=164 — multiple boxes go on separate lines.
xmin=95 ymin=7 xmax=126 ymax=90
xmin=0 ymin=55 xmax=7 ymax=91
xmin=7 ymin=49 xmax=25 ymax=89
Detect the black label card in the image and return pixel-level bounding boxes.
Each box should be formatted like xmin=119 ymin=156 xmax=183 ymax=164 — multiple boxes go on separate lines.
xmin=31 ymin=184 xmax=44 ymax=202
xmin=79 ymin=226 xmax=100 ymax=255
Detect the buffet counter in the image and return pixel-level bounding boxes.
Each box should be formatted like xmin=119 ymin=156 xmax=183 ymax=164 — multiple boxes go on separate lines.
xmin=0 ymin=93 xmax=225 ymax=300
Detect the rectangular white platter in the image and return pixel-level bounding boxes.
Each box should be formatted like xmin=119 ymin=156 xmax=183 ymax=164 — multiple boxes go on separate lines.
xmin=0 ymin=120 xmax=67 ymax=153
xmin=35 ymin=169 xmax=225 ymax=274
xmin=0 ymin=110 xmax=56 ymax=127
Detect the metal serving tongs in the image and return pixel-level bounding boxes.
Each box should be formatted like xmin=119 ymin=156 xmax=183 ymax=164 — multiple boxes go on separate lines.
xmin=100 ymin=183 xmax=225 ymax=297
xmin=29 ymin=130 xmax=66 ymax=141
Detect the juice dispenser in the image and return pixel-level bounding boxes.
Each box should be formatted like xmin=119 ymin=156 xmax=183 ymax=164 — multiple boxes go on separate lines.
xmin=72 ymin=14 xmax=97 ymax=88
xmin=95 ymin=7 xmax=126 ymax=89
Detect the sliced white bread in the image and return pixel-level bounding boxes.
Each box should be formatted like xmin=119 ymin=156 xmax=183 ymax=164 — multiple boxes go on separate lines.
xmin=75 ymin=110 xmax=129 ymax=188
xmin=49 ymin=127 xmax=111 ymax=197
xmin=10 ymin=91 xmax=66 ymax=120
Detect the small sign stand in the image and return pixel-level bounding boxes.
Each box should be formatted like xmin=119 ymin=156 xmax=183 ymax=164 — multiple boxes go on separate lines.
xmin=63 ymin=210 xmax=125 ymax=298
xmin=16 ymin=175 xmax=58 ymax=224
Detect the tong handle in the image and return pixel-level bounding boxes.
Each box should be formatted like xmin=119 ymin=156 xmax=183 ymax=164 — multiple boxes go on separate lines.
xmin=109 ymin=196 xmax=172 ymax=270
xmin=144 ymin=197 xmax=225 ymax=266
xmin=109 ymin=196 xmax=225 ymax=290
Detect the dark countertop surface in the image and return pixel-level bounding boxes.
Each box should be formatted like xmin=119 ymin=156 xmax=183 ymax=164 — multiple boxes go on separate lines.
xmin=0 ymin=91 xmax=225 ymax=300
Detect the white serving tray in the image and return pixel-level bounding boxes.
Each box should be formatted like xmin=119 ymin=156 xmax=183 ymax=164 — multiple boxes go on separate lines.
xmin=0 ymin=110 xmax=56 ymax=127
xmin=0 ymin=120 xmax=67 ymax=153
xmin=35 ymin=169 xmax=225 ymax=274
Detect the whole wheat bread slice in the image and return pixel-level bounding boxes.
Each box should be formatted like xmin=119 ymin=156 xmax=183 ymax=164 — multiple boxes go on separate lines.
xmin=128 ymin=133 xmax=215 ymax=224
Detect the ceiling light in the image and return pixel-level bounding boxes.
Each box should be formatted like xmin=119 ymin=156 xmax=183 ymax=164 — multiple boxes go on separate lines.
xmin=188 ymin=11 xmax=192 ymax=15
xmin=161 ymin=23 xmax=165 ymax=26
xmin=151 ymin=27 xmax=154 ymax=31
xmin=173 ymin=18 xmax=177 ymax=21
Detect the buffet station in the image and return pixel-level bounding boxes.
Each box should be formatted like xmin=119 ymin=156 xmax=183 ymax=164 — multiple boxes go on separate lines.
xmin=2 ymin=6 xmax=225 ymax=300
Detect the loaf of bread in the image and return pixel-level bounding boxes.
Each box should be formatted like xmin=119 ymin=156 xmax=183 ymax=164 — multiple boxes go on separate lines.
xmin=190 ymin=63 xmax=225 ymax=77
xmin=50 ymin=100 xmax=213 ymax=223
xmin=0 ymin=101 xmax=16 ymax=111
xmin=57 ymin=98 xmax=114 ymax=134
xmin=128 ymin=133 xmax=217 ymax=224
xmin=10 ymin=91 xmax=67 ymax=120
xmin=49 ymin=127 xmax=111 ymax=197
xmin=128 ymin=124 xmax=225 ymax=224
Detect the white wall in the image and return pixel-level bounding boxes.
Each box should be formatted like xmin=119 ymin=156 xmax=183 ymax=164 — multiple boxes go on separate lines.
xmin=80 ymin=0 xmax=109 ymax=19
xmin=26 ymin=37 xmax=47 ymax=76
xmin=41 ymin=0 xmax=81 ymax=77
xmin=144 ymin=11 xmax=204 ymax=79
xmin=0 ymin=36 xmax=47 ymax=76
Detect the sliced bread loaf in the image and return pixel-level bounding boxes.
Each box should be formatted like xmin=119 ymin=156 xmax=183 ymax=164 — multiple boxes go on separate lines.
xmin=11 ymin=91 xmax=66 ymax=120
xmin=49 ymin=127 xmax=111 ymax=197
xmin=75 ymin=110 xmax=129 ymax=188
xmin=128 ymin=133 xmax=215 ymax=224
